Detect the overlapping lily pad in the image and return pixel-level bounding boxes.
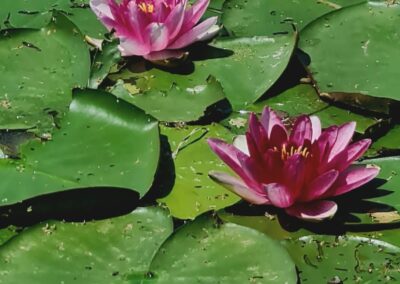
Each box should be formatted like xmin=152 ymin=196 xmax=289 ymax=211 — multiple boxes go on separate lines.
xmin=299 ymin=1 xmax=400 ymax=113
xmin=0 ymin=89 xmax=160 ymax=206
xmin=222 ymin=84 xmax=382 ymax=135
xmin=146 ymin=216 xmax=297 ymax=283
xmin=0 ymin=0 xmax=106 ymax=37
xmin=285 ymin=235 xmax=400 ymax=283
xmin=0 ymin=13 xmax=90 ymax=134
xmin=158 ymin=124 xmax=239 ymax=219
xmin=108 ymin=34 xmax=296 ymax=111
xmin=222 ymin=0 xmax=366 ymax=36
xmin=0 ymin=207 xmax=174 ymax=284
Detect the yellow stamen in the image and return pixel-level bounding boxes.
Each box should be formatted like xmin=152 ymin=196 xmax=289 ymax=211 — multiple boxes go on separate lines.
xmin=138 ymin=2 xmax=154 ymax=13
xmin=278 ymin=144 xmax=310 ymax=160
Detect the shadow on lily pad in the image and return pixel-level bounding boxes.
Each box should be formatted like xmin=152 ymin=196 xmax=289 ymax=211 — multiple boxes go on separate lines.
xmin=225 ymin=177 xmax=400 ymax=235
xmin=0 ymin=187 xmax=140 ymax=228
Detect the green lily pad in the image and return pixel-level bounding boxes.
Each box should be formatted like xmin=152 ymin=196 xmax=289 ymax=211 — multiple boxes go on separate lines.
xmin=366 ymin=125 xmax=400 ymax=157
xmin=285 ymin=235 xmax=400 ymax=283
xmin=0 ymin=89 xmax=160 ymax=206
xmin=0 ymin=227 xmax=17 ymax=247
xmin=89 ymin=40 xmax=122 ymax=89
xmin=222 ymin=0 xmax=365 ymax=36
xmin=0 ymin=0 xmax=106 ymax=38
xmin=0 ymin=13 xmax=90 ymax=134
xmin=0 ymin=207 xmax=173 ymax=284
xmin=110 ymin=76 xmax=225 ymax=122
xmin=299 ymin=1 xmax=400 ymax=114
xmin=108 ymin=34 xmax=296 ymax=110
xmin=359 ymin=157 xmax=400 ymax=214
xmin=158 ymin=124 xmax=239 ymax=220
xmin=145 ymin=215 xmax=297 ymax=283
xmin=222 ymin=84 xmax=382 ymax=135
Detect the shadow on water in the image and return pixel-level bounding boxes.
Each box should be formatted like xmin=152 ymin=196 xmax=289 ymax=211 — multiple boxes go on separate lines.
xmin=225 ymin=178 xmax=400 ymax=235
xmin=0 ymin=187 xmax=140 ymax=228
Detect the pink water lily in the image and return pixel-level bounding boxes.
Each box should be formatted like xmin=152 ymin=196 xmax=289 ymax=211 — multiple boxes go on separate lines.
xmin=90 ymin=0 xmax=220 ymax=61
xmin=208 ymin=107 xmax=380 ymax=221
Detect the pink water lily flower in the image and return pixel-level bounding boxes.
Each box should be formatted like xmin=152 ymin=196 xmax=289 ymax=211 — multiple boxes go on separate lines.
xmin=90 ymin=0 xmax=220 ymax=61
xmin=208 ymin=107 xmax=380 ymax=221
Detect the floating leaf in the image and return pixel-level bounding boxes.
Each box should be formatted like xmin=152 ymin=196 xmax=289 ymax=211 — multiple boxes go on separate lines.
xmin=285 ymin=235 xmax=400 ymax=283
xmin=110 ymin=77 xmax=225 ymax=122
xmin=366 ymin=125 xmax=400 ymax=157
xmin=108 ymin=35 xmax=296 ymax=111
xmin=222 ymin=84 xmax=382 ymax=135
xmin=299 ymin=2 xmax=400 ymax=114
xmin=0 ymin=0 xmax=107 ymax=37
xmin=0 ymin=207 xmax=173 ymax=283
xmin=158 ymin=124 xmax=239 ymax=219
xmin=145 ymin=215 xmax=298 ymax=284
xmin=222 ymin=0 xmax=365 ymax=36
xmin=0 ymin=13 xmax=90 ymax=134
xmin=0 ymin=89 xmax=159 ymax=206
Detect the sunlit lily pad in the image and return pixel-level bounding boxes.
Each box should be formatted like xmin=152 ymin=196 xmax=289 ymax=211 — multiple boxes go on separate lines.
xmin=0 ymin=207 xmax=173 ymax=284
xmin=285 ymin=235 xmax=400 ymax=283
xmin=0 ymin=13 xmax=90 ymax=134
xmin=0 ymin=89 xmax=159 ymax=206
xmin=146 ymin=215 xmax=298 ymax=284
xmin=299 ymin=1 xmax=400 ymax=114
xmin=158 ymin=124 xmax=239 ymax=219
xmin=108 ymin=34 xmax=296 ymax=111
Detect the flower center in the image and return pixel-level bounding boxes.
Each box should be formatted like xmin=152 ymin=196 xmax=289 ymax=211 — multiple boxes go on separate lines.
xmin=138 ymin=2 xmax=154 ymax=13
xmin=274 ymin=144 xmax=310 ymax=160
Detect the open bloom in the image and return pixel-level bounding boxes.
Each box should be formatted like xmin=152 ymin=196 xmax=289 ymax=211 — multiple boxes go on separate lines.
xmin=208 ymin=107 xmax=380 ymax=221
xmin=90 ymin=0 xmax=220 ymax=61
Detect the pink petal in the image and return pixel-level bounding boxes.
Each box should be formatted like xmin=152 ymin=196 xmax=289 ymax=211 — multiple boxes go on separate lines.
xmin=260 ymin=107 xmax=288 ymax=146
xmin=145 ymin=23 xmax=170 ymax=51
xmin=328 ymin=122 xmax=356 ymax=161
xmin=90 ymin=0 xmax=114 ymax=19
xmin=289 ymin=115 xmax=312 ymax=147
xmin=301 ymin=170 xmax=339 ymax=202
xmin=143 ymin=49 xmax=187 ymax=61
xmin=285 ymin=200 xmax=338 ymax=221
xmin=310 ymin=115 xmax=321 ymax=142
xmin=233 ymin=135 xmax=249 ymax=156
xmin=169 ymin=16 xmax=219 ymax=49
xmin=248 ymin=112 xmax=268 ymax=154
xmin=208 ymin=138 xmax=260 ymax=190
xmin=164 ymin=2 xmax=186 ymax=40
xmin=209 ymin=171 xmax=270 ymax=205
xmin=118 ymin=37 xmax=150 ymax=56
xmin=264 ymin=183 xmax=294 ymax=208
xmin=330 ymin=164 xmax=380 ymax=197
xmin=260 ymin=107 xmax=285 ymax=137
xmin=236 ymin=151 xmax=266 ymax=194
xmin=182 ymin=0 xmax=210 ymax=31
xmin=283 ymin=154 xmax=306 ymax=198
xmin=313 ymin=126 xmax=338 ymax=168
xmin=327 ymin=139 xmax=371 ymax=171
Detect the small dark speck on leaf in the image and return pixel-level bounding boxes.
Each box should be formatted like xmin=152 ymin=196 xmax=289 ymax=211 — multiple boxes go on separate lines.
xmin=22 ymin=41 xmax=41 ymax=52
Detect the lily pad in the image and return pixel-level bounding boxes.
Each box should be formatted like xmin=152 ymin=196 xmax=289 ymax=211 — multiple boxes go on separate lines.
xmin=366 ymin=125 xmax=400 ymax=157
xmin=0 ymin=89 xmax=160 ymax=206
xmin=108 ymin=34 xmax=296 ymax=110
xmin=0 ymin=227 xmax=17 ymax=247
xmin=146 ymin=215 xmax=298 ymax=284
xmin=222 ymin=84 xmax=382 ymax=135
xmin=158 ymin=124 xmax=240 ymax=220
xmin=0 ymin=13 xmax=90 ymax=134
xmin=285 ymin=235 xmax=400 ymax=283
xmin=222 ymin=0 xmax=365 ymax=36
xmin=0 ymin=207 xmax=173 ymax=284
xmin=359 ymin=157 xmax=400 ymax=214
xmin=110 ymin=76 xmax=225 ymax=122
xmin=0 ymin=0 xmax=107 ymax=37
xmin=299 ymin=1 xmax=400 ymax=114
